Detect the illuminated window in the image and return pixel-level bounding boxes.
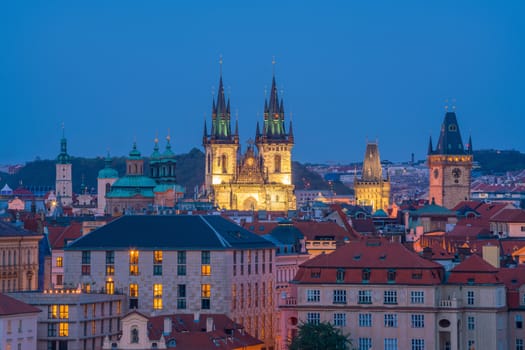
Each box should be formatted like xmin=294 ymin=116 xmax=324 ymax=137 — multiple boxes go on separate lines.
xmin=201 ymin=251 xmax=211 ymax=276
xmin=59 ymin=323 xmax=68 ymax=337
xmin=48 ymin=305 xmax=58 ymax=319
xmin=59 ymin=305 xmax=69 ymax=319
xmin=129 ymin=283 xmax=139 ymax=309
xmin=56 ymin=256 xmax=63 ymax=267
xmin=106 ymin=251 xmax=114 ymax=276
xmin=153 ymin=284 xmax=163 ymax=310
xmin=153 ymin=251 xmax=162 ymax=276
xmin=106 ymin=280 xmax=114 ymax=295
xmin=201 ymin=284 xmax=211 ymax=309
xmin=129 ymin=250 xmax=139 ymax=276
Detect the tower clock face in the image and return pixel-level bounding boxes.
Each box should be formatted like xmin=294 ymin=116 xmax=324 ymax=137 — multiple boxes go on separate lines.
xmin=452 ymin=168 xmax=461 ymax=178
xmin=433 ymin=168 xmax=439 ymax=179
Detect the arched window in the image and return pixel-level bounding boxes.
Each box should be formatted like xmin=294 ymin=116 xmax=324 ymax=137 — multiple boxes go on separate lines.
xmin=105 ymin=183 xmax=111 ymax=195
xmin=134 ymin=164 xmax=138 ymax=174
xmin=207 ymin=154 xmax=211 ymax=174
xmin=221 ymin=155 xmax=227 ymax=174
xmin=274 ymin=154 xmax=281 ymax=173
xmin=131 ymin=327 xmax=139 ymax=343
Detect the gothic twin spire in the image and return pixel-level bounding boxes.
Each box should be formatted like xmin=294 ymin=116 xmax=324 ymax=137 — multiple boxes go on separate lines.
xmin=203 ymin=60 xmax=293 ymax=145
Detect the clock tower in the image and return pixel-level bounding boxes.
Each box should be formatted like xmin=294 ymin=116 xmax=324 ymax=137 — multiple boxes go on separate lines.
xmin=428 ymin=110 xmax=473 ymax=209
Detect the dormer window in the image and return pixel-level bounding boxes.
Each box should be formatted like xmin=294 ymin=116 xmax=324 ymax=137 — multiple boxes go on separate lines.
xmin=336 ymin=268 xmax=345 ymax=283
xmin=387 ymin=269 xmax=396 ymax=283
xmin=362 ymin=268 xmax=371 ymax=282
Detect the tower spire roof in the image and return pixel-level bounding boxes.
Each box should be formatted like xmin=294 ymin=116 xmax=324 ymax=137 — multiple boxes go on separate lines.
xmin=428 ymin=136 xmax=433 ymax=155
xmin=57 ymin=124 xmax=70 ymax=164
xmin=435 ymin=111 xmax=467 ymax=155
xmin=211 ymin=57 xmax=233 ymax=141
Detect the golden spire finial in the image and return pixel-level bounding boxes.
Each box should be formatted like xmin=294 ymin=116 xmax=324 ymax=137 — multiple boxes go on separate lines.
xmin=272 ymin=56 xmax=276 ymax=76
xmin=444 ymin=98 xmax=449 ymax=111
xmin=154 ymin=130 xmax=159 ymax=144
xmin=219 ymin=54 xmax=223 ymax=76
xmin=166 ymin=128 xmax=171 ymax=142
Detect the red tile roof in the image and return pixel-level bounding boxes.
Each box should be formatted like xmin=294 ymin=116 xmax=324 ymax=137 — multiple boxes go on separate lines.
xmin=491 ymin=209 xmax=525 ymax=223
xmin=295 ymin=238 xmax=444 ymax=285
xmin=146 ymin=313 xmax=263 ymax=349
xmin=497 ymin=267 xmax=525 ymax=308
xmin=48 ymin=222 xmax=83 ymax=249
xmin=0 ymin=293 xmax=41 ymax=315
xmin=447 ymin=254 xmax=501 ymax=284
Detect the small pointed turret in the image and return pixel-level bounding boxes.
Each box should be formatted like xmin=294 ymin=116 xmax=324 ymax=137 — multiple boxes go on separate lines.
xmin=210 ymin=63 xmax=233 ymax=141
xmin=467 ymin=135 xmax=473 ymax=154
xmin=261 ymin=71 xmax=287 ymax=140
xmin=202 ymin=120 xmax=208 ymax=145
xmin=288 ymin=120 xmax=294 ymax=143
xmin=427 ymin=136 xmax=433 ymax=155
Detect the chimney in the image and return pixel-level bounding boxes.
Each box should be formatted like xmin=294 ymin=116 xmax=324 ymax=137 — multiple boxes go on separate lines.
xmin=482 ymin=244 xmax=500 ymax=268
xmin=163 ymin=317 xmax=172 ymax=336
xmin=422 ymin=247 xmax=433 ymax=260
xmin=206 ymin=317 xmax=215 ymax=332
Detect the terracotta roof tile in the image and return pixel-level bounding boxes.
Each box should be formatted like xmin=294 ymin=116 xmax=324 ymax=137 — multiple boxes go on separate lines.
xmin=447 ymin=254 xmax=501 ymax=284
xmin=0 ymin=293 xmax=41 ymax=315
xmin=48 ymin=222 xmax=83 ymax=249
xmin=146 ymin=313 xmax=263 ymax=349
xmin=295 ymin=239 xmax=444 ymax=285
xmin=491 ymin=209 xmax=525 ymax=223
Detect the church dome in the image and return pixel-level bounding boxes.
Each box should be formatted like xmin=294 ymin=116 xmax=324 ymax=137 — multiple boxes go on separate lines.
xmin=98 ymin=167 xmax=118 ymax=179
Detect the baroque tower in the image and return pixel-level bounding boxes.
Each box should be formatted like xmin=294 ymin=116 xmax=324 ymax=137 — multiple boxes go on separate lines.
xmin=203 ymin=63 xmax=239 ymax=194
xmin=354 ymin=141 xmax=390 ymax=212
xmin=97 ymin=152 xmax=118 ymax=215
xmin=55 ymin=127 xmax=73 ymax=206
xmin=428 ymin=110 xmax=473 ymax=209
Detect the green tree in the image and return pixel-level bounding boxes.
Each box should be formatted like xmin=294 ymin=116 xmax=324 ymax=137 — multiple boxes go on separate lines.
xmin=288 ymin=321 xmax=352 ymax=350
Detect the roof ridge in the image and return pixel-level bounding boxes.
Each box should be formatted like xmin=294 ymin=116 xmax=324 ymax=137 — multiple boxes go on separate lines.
xmin=199 ymin=216 xmax=232 ymax=248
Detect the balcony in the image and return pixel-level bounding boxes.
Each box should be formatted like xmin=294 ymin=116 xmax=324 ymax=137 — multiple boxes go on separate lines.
xmin=439 ymin=298 xmax=461 ymax=308
xmin=279 ymin=297 xmax=297 ymax=306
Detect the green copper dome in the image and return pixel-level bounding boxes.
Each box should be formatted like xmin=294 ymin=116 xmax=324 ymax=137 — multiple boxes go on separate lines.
xmin=57 ymin=137 xmax=71 ymax=164
xmin=111 ymin=175 xmax=157 ymax=189
xmin=98 ymin=153 xmax=118 ymax=179
xmin=150 ymin=138 xmax=161 ymax=163
xmin=129 ymin=142 xmax=142 ymax=160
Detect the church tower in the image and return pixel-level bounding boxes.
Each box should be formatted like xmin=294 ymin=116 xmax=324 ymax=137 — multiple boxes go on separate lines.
xmin=203 ymin=62 xmax=239 ymax=194
xmin=428 ymin=110 xmax=473 ymax=209
xmin=97 ymin=152 xmax=118 ymax=215
xmin=255 ymin=72 xmax=294 ymax=186
xmin=55 ymin=127 xmax=73 ymax=206
xmin=354 ymin=141 xmax=390 ymax=212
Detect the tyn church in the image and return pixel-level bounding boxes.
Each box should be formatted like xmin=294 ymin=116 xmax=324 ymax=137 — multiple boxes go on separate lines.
xmin=203 ymin=68 xmax=296 ymax=211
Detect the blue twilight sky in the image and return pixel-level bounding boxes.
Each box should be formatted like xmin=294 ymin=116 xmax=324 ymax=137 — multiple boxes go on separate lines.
xmin=1 ymin=1 xmax=523 ymax=165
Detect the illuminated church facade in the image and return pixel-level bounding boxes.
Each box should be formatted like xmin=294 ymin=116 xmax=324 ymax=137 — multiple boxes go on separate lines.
xmin=203 ymin=68 xmax=296 ymax=211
